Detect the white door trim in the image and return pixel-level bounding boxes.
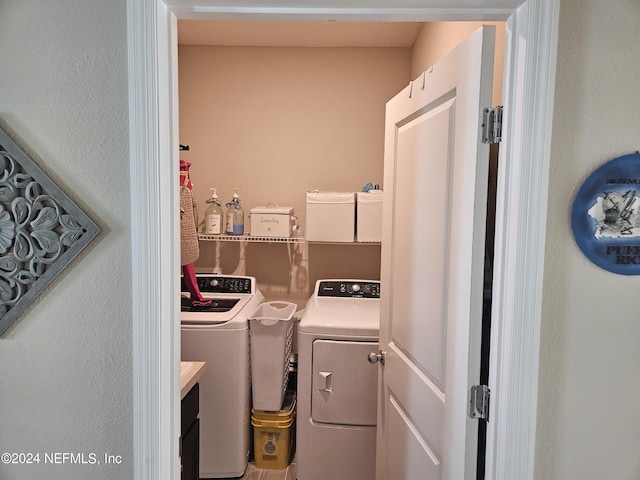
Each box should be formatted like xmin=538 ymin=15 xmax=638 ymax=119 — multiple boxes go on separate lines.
xmin=126 ymin=2 xmax=559 ymax=479
xmin=128 ymin=1 xmax=180 ymax=478
xmin=486 ymin=1 xmax=559 ymax=478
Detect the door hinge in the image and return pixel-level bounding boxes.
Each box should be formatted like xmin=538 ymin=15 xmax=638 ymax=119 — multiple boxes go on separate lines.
xmin=468 ymin=385 xmax=490 ymax=421
xmin=482 ymin=106 xmax=503 ymax=144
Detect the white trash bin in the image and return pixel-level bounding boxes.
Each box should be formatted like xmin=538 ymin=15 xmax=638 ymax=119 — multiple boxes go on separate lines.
xmin=249 ymin=301 xmax=298 ymax=411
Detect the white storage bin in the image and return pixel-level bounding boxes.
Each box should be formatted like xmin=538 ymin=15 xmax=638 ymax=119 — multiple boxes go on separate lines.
xmin=306 ymin=191 xmax=355 ymax=242
xmin=249 ymin=302 xmax=298 ymax=411
xmin=250 ymin=205 xmax=295 ymax=238
xmin=356 ymin=190 xmax=383 ymax=242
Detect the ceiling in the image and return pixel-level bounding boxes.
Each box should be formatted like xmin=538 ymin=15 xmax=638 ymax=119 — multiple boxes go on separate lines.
xmin=177 ymin=20 xmax=426 ymax=48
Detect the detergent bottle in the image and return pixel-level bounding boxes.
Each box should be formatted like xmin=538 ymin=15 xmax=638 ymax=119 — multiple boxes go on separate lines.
xmin=225 ymin=188 xmax=245 ymax=235
xmin=204 ymin=188 xmax=224 ymax=235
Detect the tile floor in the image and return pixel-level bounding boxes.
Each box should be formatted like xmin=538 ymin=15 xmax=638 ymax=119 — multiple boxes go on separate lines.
xmin=238 ymin=461 xmax=296 ymax=480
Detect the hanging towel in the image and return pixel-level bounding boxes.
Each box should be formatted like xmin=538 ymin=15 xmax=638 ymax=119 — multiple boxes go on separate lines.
xmin=180 ymin=160 xmax=199 ymax=266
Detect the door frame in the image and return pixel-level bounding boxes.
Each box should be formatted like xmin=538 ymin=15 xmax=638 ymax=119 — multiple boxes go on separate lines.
xmin=127 ymin=1 xmax=559 ymax=479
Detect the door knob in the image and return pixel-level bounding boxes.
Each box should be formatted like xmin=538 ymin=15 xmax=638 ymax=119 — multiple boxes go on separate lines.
xmin=368 ymin=350 xmax=386 ymax=365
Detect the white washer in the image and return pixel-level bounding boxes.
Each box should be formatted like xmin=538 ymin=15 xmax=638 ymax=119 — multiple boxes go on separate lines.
xmin=297 ymin=279 xmax=380 ymax=480
xmin=181 ymin=275 xmax=264 ymax=479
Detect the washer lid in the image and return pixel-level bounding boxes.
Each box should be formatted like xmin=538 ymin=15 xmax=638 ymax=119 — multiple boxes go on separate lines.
xmin=299 ymin=296 xmax=380 ymax=336
xmin=180 ymin=294 xmax=254 ymax=325
xmin=181 ymin=296 xmax=240 ymax=313
xmin=180 ymin=274 xmax=262 ymax=325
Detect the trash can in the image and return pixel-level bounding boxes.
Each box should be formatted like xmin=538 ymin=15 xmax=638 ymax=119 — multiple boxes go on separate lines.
xmin=251 ymin=391 xmax=296 ymax=470
xmin=249 ymin=301 xmax=297 ymax=411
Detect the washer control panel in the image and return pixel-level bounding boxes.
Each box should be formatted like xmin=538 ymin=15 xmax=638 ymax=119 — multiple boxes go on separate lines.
xmin=181 ymin=276 xmax=253 ymax=294
xmin=317 ymin=280 xmax=380 ymax=298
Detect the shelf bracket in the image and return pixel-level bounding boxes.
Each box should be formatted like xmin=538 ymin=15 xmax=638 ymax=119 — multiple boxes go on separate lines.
xmin=287 ymin=242 xmax=293 ymax=277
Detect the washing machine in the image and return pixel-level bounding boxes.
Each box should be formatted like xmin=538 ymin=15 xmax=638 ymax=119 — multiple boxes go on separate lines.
xmin=181 ymin=274 xmax=264 ymax=479
xmin=297 ymin=279 xmax=380 ymax=480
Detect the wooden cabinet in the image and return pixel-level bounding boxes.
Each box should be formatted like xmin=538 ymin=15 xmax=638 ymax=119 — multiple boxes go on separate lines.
xmin=181 ymin=382 xmax=200 ymax=480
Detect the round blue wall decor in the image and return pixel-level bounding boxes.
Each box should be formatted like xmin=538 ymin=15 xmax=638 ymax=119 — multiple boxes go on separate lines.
xmin=572 ymin=153 xmax=640 ymax=275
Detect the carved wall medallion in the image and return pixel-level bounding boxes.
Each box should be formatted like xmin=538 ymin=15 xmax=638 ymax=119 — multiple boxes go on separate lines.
xmin=0 ymin=127 xmax=100 ymax=334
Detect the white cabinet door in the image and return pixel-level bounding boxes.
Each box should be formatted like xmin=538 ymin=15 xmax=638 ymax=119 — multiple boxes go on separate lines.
xmin=377 ymin=26 xmax=495 ymax=480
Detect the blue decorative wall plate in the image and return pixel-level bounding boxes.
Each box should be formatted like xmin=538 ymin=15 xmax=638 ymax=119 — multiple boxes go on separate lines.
xmin=571 ymin=153 xmax=640 ymax=275
xmin=0 ymin=127 xmax=100 ymax=334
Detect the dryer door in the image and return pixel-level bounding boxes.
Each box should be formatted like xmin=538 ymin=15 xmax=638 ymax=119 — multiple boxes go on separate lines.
xmin=311 ymin=339 xmax=378 ymax=426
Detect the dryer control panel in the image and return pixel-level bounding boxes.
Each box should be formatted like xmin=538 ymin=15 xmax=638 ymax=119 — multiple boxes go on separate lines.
xmin=317 ymin=280 xmax=380 ymax=298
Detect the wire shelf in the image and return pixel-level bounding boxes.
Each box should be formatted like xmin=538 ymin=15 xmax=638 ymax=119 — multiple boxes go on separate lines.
xmin=198 ymin=233 xmax=306 ymax=244
xmin=197 ymin=233 xmax=380 ymax=245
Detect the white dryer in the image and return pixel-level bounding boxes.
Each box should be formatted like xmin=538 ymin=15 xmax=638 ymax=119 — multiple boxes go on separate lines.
xmin=297 ymin=279 xmax=380 ymax=480
xmin=181 ymin=275 xmax=264 ymax=479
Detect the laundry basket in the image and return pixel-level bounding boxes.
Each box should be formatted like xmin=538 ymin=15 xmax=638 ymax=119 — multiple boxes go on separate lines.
xmin=249 ymin=301 xmax=297 ymax=411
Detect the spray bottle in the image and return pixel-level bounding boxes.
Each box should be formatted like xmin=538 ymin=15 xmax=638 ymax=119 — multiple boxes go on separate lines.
xmin=225 ymin=188 xmax=245 ymax=235
xmin=204 ymin=188 xmax=224 ymax=235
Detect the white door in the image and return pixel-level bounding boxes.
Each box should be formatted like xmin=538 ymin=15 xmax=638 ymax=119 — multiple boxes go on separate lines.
xmin=376 ymin=26 xmax=495 ymax=480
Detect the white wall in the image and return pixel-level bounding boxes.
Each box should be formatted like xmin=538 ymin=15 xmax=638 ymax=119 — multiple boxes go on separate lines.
xmin=0 ymin=1 xmax=133 ymax=479
xmin=535 ymin=1 xmax=640 ymax=478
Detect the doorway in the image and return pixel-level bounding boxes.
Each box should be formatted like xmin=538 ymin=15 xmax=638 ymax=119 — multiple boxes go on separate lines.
xmin=127 ymin=2 xmax=559 ymax=479
xmin=176 ymin=20 xmax=502 ymax=478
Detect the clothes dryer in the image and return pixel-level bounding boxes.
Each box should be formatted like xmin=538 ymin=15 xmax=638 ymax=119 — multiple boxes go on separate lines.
xmin=181 ymin=275 xmax=264 ymax=479
xmin=297 ymin=279 xmax=380 ymax=480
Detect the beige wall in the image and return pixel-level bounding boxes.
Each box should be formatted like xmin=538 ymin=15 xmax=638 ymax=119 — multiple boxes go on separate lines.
xmin=0 ymin=1 xmax=132 ymax=479
xmin=411 ymin=21 xmax=505 ymax=106
xmin=178 ymin=45 xmax=411 ymax=303
xmin=178 ymin=27 xmax=503 ymax=303
xmin=536 ymin=1 xmax=640 ymax=478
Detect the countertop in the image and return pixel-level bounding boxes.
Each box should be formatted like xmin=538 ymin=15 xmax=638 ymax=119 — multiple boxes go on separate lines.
xmin=180 ymin=361 xmax=206 ymax=399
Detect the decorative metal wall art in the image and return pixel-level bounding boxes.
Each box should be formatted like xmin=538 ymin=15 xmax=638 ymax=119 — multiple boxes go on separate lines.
xmin=0 ymin=127 xmax=100 ymax=334
xmin=572 ymin=152 xmax=640 ymax=275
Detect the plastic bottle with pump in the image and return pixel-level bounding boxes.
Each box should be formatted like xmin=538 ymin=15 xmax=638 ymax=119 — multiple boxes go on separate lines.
xmin=225 ymin=188 xmax=245 ymax=235
xmin=204 ymin=188 xmax=224 ymax=235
